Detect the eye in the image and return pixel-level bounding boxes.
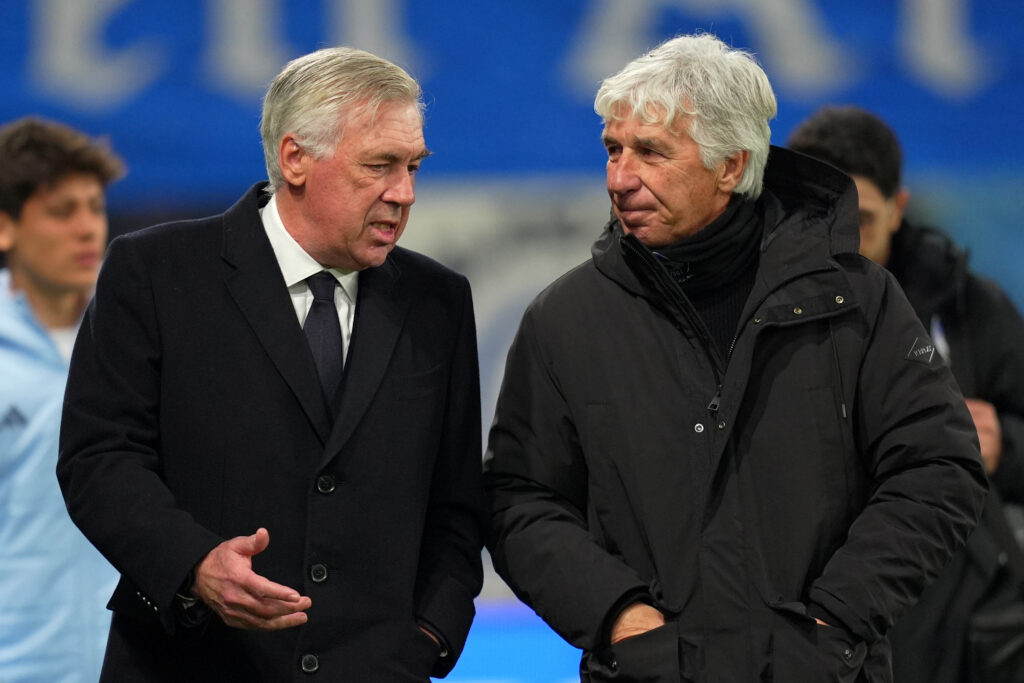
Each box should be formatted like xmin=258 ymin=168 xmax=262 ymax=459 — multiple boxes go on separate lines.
xmin=640 ymin=147 xmax=664 ymax=159
xmin=367 ymin=164 xmax=389 ymax=173
xmin=46 ymin=203 xmax=76 ymax=219
xmin=605 ymin=144 xmax=621 ymax=160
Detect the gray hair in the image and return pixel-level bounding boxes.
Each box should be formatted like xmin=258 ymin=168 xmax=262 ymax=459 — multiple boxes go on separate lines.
xmin=260 ymin=47 xmax=423 ymax=191
xmin=594 ymin=33 xmax=777 ymax=198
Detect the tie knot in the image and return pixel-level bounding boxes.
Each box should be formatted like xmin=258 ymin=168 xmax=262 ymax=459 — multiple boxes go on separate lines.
xmin=307 ymin=272 xmax=337 ymax=302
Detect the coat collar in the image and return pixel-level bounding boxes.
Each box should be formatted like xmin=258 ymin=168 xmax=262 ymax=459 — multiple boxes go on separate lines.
xmin=322 ymin=252 xmax=409 ymax=464
xmin=219 ymin=183 xmax=411 ymax=454
xmin=220 ymin=184 xmax=335 ymax=442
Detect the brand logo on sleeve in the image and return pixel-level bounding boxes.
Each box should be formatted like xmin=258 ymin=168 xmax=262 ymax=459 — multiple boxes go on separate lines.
xmin=905 ymin=337 xmax=937 ymax=365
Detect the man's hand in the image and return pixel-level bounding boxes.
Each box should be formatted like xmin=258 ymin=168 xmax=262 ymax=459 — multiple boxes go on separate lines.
xmin=965 ymin=398 xmax=1002 ymax=474
xmin=193 ymin=528 xmax=312 ymax=630
xmin=609 ymin=602 xmax=666 ymax=645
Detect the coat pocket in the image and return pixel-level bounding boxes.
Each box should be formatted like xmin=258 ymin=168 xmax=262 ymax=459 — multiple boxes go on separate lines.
xmin=584 ymin=622 xmax=691 ymax=683
xmin=766 ymin=602 xmax=867 ymax=683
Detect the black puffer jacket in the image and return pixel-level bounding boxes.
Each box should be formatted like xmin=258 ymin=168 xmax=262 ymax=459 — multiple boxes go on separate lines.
xmin=484 ymin=148 xmax=987 ymax=682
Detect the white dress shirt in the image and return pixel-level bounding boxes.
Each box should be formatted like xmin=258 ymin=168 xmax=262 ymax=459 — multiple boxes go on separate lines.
xmin=260 ymin=193 xmax=358 ymax=365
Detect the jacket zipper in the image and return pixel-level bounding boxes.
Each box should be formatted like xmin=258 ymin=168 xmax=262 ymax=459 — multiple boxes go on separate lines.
xmin=621 ymin=235 xmax=726 ymax=412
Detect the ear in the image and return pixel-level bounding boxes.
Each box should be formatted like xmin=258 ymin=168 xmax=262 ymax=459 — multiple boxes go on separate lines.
xmin=717 ymin=150 xmax=750 ymax=194
xmin=278 ymin=134 xmax=310 ymax=188
xmin=890 ymin=187 xmax=910 ymax=232
xmin=0 ymin=212 xmax=15 ymax=253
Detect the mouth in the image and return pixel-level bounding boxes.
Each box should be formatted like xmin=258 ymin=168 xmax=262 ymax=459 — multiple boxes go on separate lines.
xmin=75 ymin=252 xmax=102 ymax=268
xmin=368 ymin=221 xmax=400 ymax=242
xmin=615 ymin=207 xmax=652 ymax=227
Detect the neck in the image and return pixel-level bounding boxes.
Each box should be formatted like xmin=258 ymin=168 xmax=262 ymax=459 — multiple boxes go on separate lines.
xmin=9 ymin=275 xmax=89 ymax=329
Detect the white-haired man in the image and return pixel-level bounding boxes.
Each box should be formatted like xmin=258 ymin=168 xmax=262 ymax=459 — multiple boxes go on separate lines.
xmin=484 ymin=33 xmax=986 ymax=682
xmin=59 ymin=47 xmax=484 ymax=681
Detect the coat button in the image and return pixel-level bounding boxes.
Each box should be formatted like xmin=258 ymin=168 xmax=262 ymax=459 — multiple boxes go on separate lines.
xmin=793 ymin=306 xmax=803 ymax=315
xmin=694 ymin=423 xmax=704 ymax=433
xmin=316 ymin=475 xmax=336 ymax=494
xmin=843 ymin=647 xmax=854 ymax=660
xmin=300 ymin=653 xmax=319 ymax=673
xmin=310 ymin=563 xmax=328 ymax=583
xmin=835 ymin=295 xmax=845 ymax=304
xmin=717 ymin=421 xmax=726 ymax=430
xmin=753 ymin=316 xmax=762 ymax=324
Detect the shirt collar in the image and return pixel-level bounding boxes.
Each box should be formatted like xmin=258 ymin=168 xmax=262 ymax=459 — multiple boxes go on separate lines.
xmin=260 ymin=193 xmax=359 ymax=302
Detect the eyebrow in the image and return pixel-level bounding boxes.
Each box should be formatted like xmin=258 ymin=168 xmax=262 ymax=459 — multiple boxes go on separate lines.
xmin=373 ymin=149 xmax=433 ymax=164
xmin=634 ymin=136 xmax=670 ymax=152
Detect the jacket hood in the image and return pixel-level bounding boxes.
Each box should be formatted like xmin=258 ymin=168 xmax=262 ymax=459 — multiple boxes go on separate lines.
xmin=592 ymin=145 xmax=862 ymax=293
xmin=887 ymin=221 xmax=967 ymax=322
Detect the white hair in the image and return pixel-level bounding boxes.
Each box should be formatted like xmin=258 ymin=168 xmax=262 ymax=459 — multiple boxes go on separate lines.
xmin=594 ymin=33 xmax=777 ymax=198
xmin=260 ymin=47 xmax=423 ymax=191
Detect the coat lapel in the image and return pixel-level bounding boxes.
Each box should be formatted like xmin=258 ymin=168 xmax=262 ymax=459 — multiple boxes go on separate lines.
xmin=220 ymin=186 xmax=333 ymax=444
xmin=323 ymin=256 xmax=410 ymax=463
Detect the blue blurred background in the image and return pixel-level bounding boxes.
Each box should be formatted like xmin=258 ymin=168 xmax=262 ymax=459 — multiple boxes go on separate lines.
xmin=2 ymin=1 xmax=1021 ymax=680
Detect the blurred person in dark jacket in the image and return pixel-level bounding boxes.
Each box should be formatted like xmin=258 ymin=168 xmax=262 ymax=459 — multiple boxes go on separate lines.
xmin=0 ymin=117 xmax=123 ymax=682
xmin=483 ymin=33 xmax=987 ymax=683
xmin=57 ymin=47 xmax=484 ymax=682
xmin=790 ymin=104 xmax=1024 ymax=683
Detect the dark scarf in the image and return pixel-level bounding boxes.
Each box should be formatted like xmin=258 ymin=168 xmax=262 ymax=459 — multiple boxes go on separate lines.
xmin=653 ymin=196 xmax=761 ymax=358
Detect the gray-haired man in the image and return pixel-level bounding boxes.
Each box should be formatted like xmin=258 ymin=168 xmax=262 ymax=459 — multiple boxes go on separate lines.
xmin=484 ymin=33 xmax=985 ymax=682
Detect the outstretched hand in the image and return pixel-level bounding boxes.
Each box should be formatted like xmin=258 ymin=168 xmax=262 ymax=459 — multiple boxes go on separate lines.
xmin=193 ymin=528 xmax=312 ymax=630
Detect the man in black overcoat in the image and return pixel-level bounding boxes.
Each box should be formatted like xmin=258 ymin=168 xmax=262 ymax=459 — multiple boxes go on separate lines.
xmin=58 ymin=47 xmax=484 ymax=682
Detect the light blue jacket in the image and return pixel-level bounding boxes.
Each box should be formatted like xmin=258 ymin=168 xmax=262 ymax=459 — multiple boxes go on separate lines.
xmin=0 ymin=270 xmax=118 ymax=682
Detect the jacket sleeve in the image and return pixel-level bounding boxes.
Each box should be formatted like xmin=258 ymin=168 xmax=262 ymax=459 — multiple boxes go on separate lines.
xmin=57 ymin=235 xmax=223 ymax=633
xmin=807 ymin=270 xmax=988 ymax=643
xmin=483 ymin=307 xmax=650 ymax=653
xmin=414 ymin=277 xmax=485 ymax=677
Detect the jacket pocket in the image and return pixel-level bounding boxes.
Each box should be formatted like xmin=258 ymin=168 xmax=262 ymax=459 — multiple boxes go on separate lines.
xmin=765 ymin=602 xmax=867 ymax=683
xmin=584 ymin=622 xmax=691 ymax=682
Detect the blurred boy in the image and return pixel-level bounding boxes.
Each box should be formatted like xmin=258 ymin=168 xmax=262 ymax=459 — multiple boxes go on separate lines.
xmin=0 ymin=117 xmax=124 ymax=682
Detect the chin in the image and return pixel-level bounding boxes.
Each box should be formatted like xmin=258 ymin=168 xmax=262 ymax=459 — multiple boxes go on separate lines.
xmin=357 ymin=247 xmax=395 ymax=270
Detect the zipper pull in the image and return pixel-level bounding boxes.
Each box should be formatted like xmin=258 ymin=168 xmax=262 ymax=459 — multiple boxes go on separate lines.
xmin=707 ymin=386 xmax=722 ymax=413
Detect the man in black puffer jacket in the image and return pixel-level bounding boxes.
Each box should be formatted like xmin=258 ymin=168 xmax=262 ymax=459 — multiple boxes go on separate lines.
xmin=790 ymin=105 xmax=1024 ymax=683
xmin=484 ymin=36 xmax=987 ymax=683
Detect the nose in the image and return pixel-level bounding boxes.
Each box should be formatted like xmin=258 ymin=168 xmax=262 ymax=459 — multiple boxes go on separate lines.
xmin=607 ymin=152 xmax=640 ymax=195
xmin=382 ymin=169 xmax=416 ymax=206
xmin=74 ymin=206 xmax=107 ymax=241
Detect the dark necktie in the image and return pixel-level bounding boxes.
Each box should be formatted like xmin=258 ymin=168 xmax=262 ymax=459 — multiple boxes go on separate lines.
xmin=303 ymin=271 xmax=343 ymax=405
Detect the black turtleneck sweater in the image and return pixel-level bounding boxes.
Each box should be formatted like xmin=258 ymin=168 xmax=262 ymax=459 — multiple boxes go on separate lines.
xmin=653 ymin=196 xmax=762 ymax=360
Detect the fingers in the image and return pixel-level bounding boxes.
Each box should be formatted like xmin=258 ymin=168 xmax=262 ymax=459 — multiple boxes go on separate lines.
xmin=247 ymin=527 xmax=271 ymax=556
xmin=194 ymin=530 xmax=312 ymax=631
xmin=217 ymin=586 xmax=312 ymax=630
xmin=206 ymin=570 xmax=313 ymax=631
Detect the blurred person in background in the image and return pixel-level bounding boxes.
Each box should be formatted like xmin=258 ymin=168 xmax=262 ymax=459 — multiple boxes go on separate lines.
xmin=484 ymin=33 xmax=986 ymax=683
xmin=789 ymin=105 xmax=1024 ymax=683
xmin=0 ymin=117 xmax=123 ymax=682
xmin=57 ymin=46 xmax=483 ymax=682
